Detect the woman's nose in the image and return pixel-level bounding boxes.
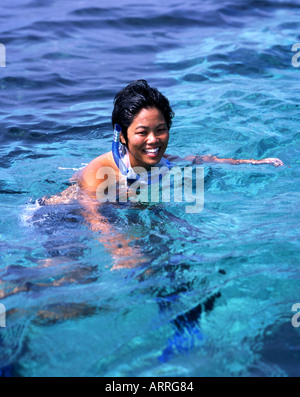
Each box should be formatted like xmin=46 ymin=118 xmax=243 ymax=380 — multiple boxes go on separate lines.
xmin=147 ymin=132 xmax=158 ymax=144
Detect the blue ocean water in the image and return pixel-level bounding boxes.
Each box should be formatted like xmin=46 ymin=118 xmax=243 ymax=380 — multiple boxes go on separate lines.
xmin=0 ymin=0 xmax=300 ymax=377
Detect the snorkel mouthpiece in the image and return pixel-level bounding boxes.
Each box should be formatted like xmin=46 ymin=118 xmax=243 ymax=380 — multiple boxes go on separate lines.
xmin=112 ymin=124 xmax=129 ymax=176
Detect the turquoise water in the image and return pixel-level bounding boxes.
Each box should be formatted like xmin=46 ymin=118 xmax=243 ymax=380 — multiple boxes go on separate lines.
xmin=0 ymin=0 xmax=300 ymax=377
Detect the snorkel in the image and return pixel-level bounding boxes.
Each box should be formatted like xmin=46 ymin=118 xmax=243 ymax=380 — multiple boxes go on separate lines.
xmin=112 ymin=124 xmax=129 ymax=176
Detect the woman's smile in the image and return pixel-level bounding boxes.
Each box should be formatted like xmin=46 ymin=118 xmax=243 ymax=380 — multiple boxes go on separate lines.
xmin=143 ymin=147 xmax=161 ymax=156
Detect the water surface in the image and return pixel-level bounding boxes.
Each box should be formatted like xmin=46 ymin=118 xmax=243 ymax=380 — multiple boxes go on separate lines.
xmin=0 ymin=0 xmax=300 ymax=377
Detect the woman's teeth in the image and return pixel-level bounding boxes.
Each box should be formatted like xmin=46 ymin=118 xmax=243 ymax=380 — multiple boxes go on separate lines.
xmin=144 ymin=147 xmax=160 ymax=155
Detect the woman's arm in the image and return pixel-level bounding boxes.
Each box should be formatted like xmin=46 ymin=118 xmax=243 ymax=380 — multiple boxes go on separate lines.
xmin=185 ymin=155 xmax=284 ymax=167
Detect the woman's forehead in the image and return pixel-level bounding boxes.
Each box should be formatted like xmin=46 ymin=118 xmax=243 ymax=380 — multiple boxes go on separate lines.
xmin=131 ymin=107 xmax=166 ymax=126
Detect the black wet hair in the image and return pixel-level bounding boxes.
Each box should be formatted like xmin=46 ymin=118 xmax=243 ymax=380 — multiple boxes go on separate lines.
xmin=111 ymin=79 xmax=174 ymax=145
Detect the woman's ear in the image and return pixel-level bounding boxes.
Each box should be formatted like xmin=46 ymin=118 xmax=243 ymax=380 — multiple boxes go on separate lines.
xmin=120 ymin=134 xmax=126 ymax=145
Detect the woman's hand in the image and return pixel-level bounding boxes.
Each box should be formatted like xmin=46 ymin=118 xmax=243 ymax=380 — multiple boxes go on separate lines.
xmin=185 ymin=155 xmax=284 ymax=167
xmin=254 ymin=158 xmax=284 ymax=167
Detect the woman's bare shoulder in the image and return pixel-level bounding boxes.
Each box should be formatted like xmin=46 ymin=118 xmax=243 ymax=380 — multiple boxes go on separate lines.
xmin=80 ymin=151 xmax=116 ymax=188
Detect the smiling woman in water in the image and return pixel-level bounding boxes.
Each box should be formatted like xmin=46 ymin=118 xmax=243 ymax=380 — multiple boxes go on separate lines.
xmin=78 ymin=79 xmax=283 ymax=195
xmin=39 ymin=80 xmax=284 ymax=269
xmin=41 ymin=79 xmax=284 ymax=205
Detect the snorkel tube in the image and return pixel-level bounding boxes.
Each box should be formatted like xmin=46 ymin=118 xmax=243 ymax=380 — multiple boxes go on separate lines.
xmin=112 ymin=124 xmax=129 ymax=176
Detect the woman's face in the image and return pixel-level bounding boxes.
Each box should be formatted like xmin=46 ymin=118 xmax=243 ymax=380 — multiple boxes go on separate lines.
xmin=121 ymin=107 xmax=169 ymax=170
